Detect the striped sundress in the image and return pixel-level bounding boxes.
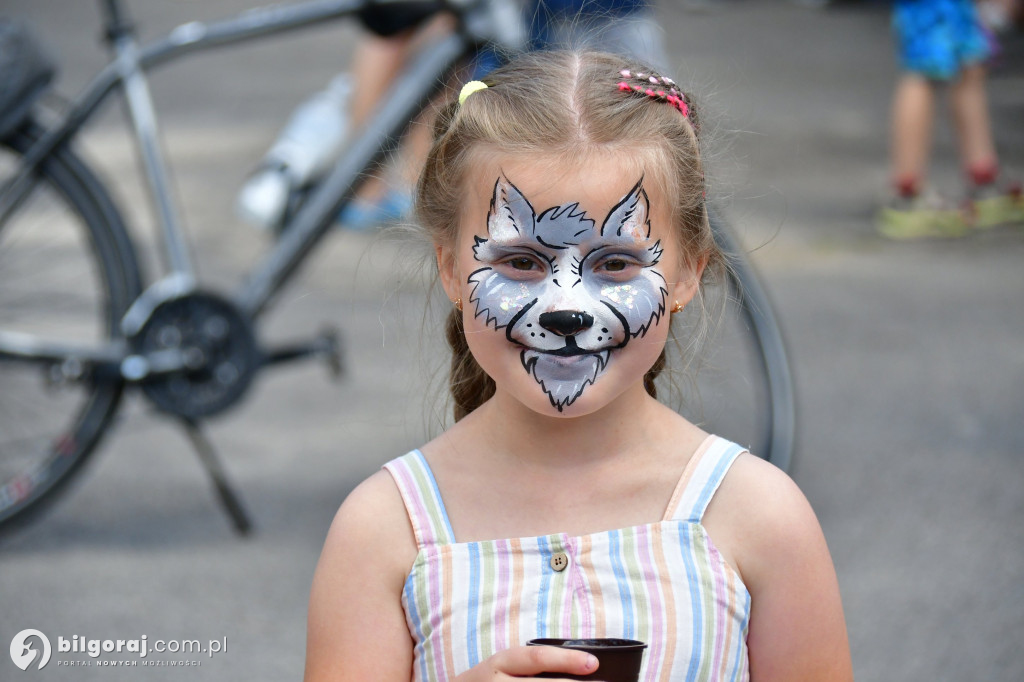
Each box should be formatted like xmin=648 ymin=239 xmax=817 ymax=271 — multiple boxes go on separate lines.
xmin=383 ymin=435 xmax=750 ymax=682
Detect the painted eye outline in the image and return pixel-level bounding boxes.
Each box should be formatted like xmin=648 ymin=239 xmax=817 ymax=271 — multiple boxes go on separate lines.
xmin=495 ymin=252 xmax=548 ymax=278
xmin=592 ymin=253 xmax=644 ymax=278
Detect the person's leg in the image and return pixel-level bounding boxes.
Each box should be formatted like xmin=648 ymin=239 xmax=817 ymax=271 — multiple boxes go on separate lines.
xmin=890 ymin=73 xmax=935 ymax=197
xmin=348 ymin=32 xmax=416 ymax=127
xmin=944 ymin=0 xmax=1024 ymax=226
xmin=341 ymin=16 xmax=452 ymax=228
xmin=950 ymin=62 xmax=1024 ymax=226
xmin=949 ymin=62 xmax=999 ymax=180
xmin=329 ymin=33 xmax=417 ymax=228
xmin=879 ymin=71 xmax=968 ymax=239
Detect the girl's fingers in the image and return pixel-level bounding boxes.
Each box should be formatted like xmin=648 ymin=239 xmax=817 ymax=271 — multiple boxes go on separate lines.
xmin=492 ymin=645 xmax=599 ymax=677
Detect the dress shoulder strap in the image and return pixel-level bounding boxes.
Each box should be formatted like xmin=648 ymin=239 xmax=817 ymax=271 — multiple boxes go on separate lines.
xmin=382 ymin=450 xmax=456 ymax=548
xmin=663 ymin=436 xmax=747 ymax=523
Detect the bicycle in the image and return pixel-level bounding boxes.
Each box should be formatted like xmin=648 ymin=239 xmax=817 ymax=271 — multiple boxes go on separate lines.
xmin=0 ymin=0 xmax=794 ymax=535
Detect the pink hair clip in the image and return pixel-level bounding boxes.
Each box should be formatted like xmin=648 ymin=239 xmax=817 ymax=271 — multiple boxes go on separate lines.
xmin=617 ymin=68 xmax=691 ymax=120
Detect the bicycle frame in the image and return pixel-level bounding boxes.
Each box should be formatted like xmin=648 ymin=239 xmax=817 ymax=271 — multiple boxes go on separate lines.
xmin=0 ymin=0 xmax=493 ymax=354
xmin=0 ymin=3 xmax=796 ymax=528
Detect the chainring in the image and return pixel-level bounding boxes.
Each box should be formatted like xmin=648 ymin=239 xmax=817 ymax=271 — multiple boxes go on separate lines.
xmin=132 ymin=292 xmax=260 ymax=419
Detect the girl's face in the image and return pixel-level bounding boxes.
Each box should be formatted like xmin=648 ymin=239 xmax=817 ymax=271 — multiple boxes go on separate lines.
xmin=437 ymin=151 xmax=705 ymax=418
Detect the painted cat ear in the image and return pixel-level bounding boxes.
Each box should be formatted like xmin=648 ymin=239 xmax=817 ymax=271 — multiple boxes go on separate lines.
xmin=487 ymin=176 xmax=536 ymax=241
xmin=601 ymin=179 xmax=650 ymax=241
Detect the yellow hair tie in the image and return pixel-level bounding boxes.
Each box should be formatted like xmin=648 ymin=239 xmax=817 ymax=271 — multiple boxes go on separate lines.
xmin=459 ymin=80 xmax=488 ymax=105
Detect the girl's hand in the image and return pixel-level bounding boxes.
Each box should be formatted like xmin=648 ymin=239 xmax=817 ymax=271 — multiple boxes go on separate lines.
xmin=454 ymin=645 xmax=600 ymax=681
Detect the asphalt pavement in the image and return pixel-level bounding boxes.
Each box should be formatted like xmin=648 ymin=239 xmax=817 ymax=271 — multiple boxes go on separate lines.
xmin=1 ymin=1 xmax=1022 ymax=680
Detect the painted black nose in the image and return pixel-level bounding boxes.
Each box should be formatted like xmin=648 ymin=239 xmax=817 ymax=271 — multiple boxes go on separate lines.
xmin=538 ymin=310 xmax=594 ymax=337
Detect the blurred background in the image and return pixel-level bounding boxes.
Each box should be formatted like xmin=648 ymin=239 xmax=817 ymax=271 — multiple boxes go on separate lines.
xmin=1 ymin=0 xmax=1022 ymax=680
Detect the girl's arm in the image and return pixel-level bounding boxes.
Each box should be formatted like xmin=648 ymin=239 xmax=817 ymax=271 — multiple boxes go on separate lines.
xmin=707 ymin=455 xmax=854 ymax=682
xmin=303 ymin=471 xmax=418 ymax=682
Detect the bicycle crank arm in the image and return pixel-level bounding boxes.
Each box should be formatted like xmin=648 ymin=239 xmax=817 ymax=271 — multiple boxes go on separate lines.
xmin=118 ymin=347 xmax=207 ymax=382
xmin=261 ymin=328 xmax=342 ymax=380
xmin=0 ymin=330 xmax=201 ymax=383
xmin=0 ymin=330 xmax=127 ymax=379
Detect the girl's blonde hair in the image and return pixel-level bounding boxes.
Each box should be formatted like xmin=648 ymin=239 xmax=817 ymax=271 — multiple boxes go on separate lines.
xmin=416 ymin=50 xmax=724 ymax=421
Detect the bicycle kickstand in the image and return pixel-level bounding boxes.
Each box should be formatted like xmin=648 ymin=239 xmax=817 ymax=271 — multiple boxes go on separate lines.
xmin=180 ymin=417 xmax=253 ymax=535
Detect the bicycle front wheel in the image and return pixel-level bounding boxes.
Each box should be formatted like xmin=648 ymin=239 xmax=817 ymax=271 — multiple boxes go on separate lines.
xmin=0 ymin=121 xmax=140 ymax=531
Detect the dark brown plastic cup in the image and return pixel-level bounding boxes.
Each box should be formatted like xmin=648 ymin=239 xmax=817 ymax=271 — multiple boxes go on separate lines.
xmin=527 ymin=638 xmax=647 ymax=681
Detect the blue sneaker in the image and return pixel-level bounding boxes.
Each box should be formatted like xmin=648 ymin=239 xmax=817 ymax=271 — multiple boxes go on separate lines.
xmin=337 ymin=190 xmax=412 ymax=231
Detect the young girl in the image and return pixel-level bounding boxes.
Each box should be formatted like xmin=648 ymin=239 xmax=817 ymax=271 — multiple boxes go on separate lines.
xmin=304 ymin=51 xmax=853 ymax=682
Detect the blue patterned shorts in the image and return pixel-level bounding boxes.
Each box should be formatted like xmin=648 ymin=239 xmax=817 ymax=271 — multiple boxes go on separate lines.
xmin=893 ymin=0 xmax=992 ymax=80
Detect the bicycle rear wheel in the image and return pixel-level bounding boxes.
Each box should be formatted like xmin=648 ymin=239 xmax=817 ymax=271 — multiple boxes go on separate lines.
xmin=715 ymin=216 xmax=796 ymax=472
xmin=0 ymin=121 xmax=140 ymax=530
xmin=667 ymin=211 xmax=796 ymax=473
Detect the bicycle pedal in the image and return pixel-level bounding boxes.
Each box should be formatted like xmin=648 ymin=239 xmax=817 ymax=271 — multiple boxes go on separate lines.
xmin=319 ymin=327 xmax=343 ymax=380
xmin=262 ymin=327 xmax=343 ymax=380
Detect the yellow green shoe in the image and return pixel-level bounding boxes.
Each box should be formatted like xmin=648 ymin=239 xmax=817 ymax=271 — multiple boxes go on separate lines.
xmin=877 ymin=195 xmax=968 ymax=240
xmin=967 ymin=185 xmax=1024 ymax=229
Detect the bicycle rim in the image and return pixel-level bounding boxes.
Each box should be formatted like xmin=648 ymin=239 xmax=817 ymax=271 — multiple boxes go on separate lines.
xmin=665 ymin=212 xmax=796 ymax=472
xmin=0 ymin=124 xmax=133 ymax=529
xmin=716 ymin=218 xmax=796 ymax=472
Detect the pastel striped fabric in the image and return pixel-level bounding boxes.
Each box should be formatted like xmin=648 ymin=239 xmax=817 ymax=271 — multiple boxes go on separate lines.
xmin=383 ymin=436 xmax=750 ymax=682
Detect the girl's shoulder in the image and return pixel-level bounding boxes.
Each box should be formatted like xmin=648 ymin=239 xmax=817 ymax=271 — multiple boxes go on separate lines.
xmin=706 ymin=454 xmax=853 ymax=679
xmin=319 ymin=468 xmax=419 ymax=583
xmin=703 ymin=452 xmax=833 ymax=593
xmin=306 ymin=469 xmax=421 ymax=680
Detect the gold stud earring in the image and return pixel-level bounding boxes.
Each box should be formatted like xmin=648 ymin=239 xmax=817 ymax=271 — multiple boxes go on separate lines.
xmin=670 ymin=300 xmax=684 ymax=314
xmin=454 ymin=298 xmax=463 ymax=312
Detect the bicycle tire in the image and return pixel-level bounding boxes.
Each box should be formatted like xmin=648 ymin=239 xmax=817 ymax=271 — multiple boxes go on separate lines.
xmin=0 ymin=120 xmax=141 ymax=532
xmin=709 ymin=211 xmax=796 ymax=473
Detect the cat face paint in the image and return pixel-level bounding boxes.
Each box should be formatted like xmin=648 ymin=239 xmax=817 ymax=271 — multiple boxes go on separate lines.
xmin=468 ymin=175 xmax=668 ymax=411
